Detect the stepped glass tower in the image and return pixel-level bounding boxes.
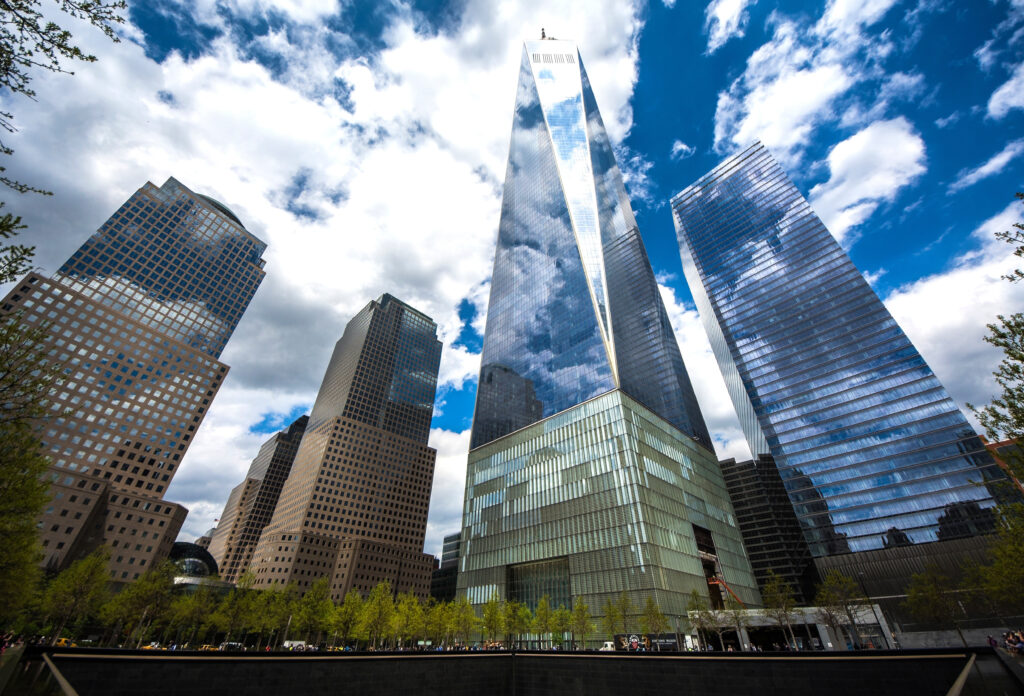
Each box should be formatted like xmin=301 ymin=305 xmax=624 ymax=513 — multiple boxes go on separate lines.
xmin=457 ymin=40 xmax=758 ymax=627
xmin=671 ymin=143 xmax=1011 ymax=598
xmin=0 ymin=178 xmax=266 ymax=581
xmin=250 ymin=295 xmax=441 ymax=600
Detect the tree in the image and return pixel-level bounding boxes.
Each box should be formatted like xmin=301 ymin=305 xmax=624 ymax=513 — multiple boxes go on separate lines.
xmin=599 ymin=597 xmax=621 ymax=641
xmin=293 ymin=576 xmax=332 ymax=645
xmin=449 ymin=596 xmax=478 ymax=647
xmin=504 ymin=600 xmax=530 ymax=649
xmin=392 ymin=592 xmax=424 ymax=649
xmin=424 ymin=599 xmax=449 ymax=649
xmin=361 ymin=581 xmax=395 ymax=649
xmin=481 ymin=592 xmax=504 ymax=646
xmin=723 ymin=596 xmax=748 ymax=651
xmin=613 ymin=591 xmax=633 ymax=635
xmin=333 ymin=590 xmax=363 ymax=649
xmin=971 ymin=193 xmax=1024 ymax=480
xmin=639 ymin=597 xmax=669 ymax=650
xmin=551 ymin=605 xmax=571 ymax=650
xmin=685 ymin=590 xmax=714 ymax=650
xmin=168 ymin=587 xmax=217 ymax=648
xmin=532 ymin=595 xmax=553 ymax=649
xmin=814 ymin=571 xmax=865 ymax=649
xmin=903 ymin=565 xmax=967 ymax=648
xmin=569 ymin=597 xmax=593 ymax=650
xmin=0 ymin=0 xmax=125 ymax=186
xmin=102 ymin=562 xmax=176 ymax=647
xmin=761 ymin=571 xmax=798 ymax=649
xmin=42 ymin=549 xmax=109 ymax=643
xmin=0 ymin=254 xmax=65 ymax=625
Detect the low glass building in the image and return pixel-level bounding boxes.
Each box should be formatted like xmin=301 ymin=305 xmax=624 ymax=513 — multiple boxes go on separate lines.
xmin=461 ymin=390 xmax=758 ymax=619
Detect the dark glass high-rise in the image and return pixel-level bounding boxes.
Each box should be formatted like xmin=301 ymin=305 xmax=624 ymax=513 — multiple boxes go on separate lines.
xmin=671 ymin=143 xmax=1011 ymax=595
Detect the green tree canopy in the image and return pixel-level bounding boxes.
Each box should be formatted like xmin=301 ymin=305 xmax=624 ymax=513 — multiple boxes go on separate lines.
xmin=42 ymin=549 xmax=110 ymax=643
xmin=762 ymin=570 xmax=798 ymax=648
xmin=640 ymin=597 xmax=669 ymax=647
xmin=569 ymin=597 xmax=593 ymax=650
xmin=481 ymin=592 xmax=504 ymax=645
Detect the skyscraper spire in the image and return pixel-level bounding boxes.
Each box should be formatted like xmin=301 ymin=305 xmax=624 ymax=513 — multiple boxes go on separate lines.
xmin=470 ymin=39 xmax=710 ymax=450
xmin=458 ymin=42 xmax=757 ymax=623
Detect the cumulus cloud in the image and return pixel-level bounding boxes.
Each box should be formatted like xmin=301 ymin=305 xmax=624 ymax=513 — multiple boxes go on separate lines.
xmin=884 ymin=200 xmax=1024 ymax=431
xmin=948 ymin=138 xmax=1024 ymax=193
xmin=704 ymin=0 xmax=758 ymax=54
xmin=670 ymin=140 xmax=696 ymax=160
xmin=712 ymin=0 xmax=909 ymax=165
xmin=423 ymin=428 xmax=471 ymax=556
xmin=988 ymin=60 xmax=1024 ymax=118
xmin=7 ymin=1 xmax=646 ymax=543
xmin=808 ymin=117 xmax=926 ymax=245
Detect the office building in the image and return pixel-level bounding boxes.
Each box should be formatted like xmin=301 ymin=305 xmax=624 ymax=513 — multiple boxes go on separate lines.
xmin=249 ymin=294 xmax=441 ymax=601
xmin=720 ymin=455 xmax=818 ymax=604
xmin=208 ymin=414 xmax=308 ymax=583
xmin=0 ymin=177 xmax=266 ymax=580
xmin=671 ymin=143 xmax=1011 ymax=594
xmin=430 ymin=531 xmax=461 ymax=602
xmin=457 ymin=39 xmax=758 ymax=623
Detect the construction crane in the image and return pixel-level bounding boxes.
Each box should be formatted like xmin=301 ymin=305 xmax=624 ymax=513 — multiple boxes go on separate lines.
xmin=708 ymin=577 xmax=745 ymax=607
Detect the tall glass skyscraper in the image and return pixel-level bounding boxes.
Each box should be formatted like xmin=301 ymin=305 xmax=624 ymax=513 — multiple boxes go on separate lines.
xmin=671 ymin=144 xmax=1007 ymax=588
xmin=250 ymin=294 xmax=442 ymax=600
xmin=0 ymin=177 xmax=266 ymax=581
xmin=458 ymin=40 xmax=758 ymax=626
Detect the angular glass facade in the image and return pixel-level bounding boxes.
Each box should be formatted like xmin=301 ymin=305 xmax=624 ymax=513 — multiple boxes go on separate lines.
xmin=460 ymin=42 xmax=756 ymax=626
xmin=671 ymin=143 xmax=1008 ymax=557
xmin=470 ymin=40 xmax=710 ymax=451
xmin=460 ymin=391 xmax=759 ymax=617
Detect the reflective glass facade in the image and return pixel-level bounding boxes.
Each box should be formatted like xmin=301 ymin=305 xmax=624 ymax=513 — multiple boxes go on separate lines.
xmin=671 ymin=143 xmax=1009 ymax=557
xmin=57 ymin=178 xmax=267 ymax=358
xmin=459 ymin=390 xmax=759 ymax=617
xmin=470 ymin=41 xmax=710 ymax=451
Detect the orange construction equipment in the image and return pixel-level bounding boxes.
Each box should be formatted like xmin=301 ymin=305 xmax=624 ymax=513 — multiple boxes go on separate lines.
xmin=708 ymin=577 xmax=745 ymax=607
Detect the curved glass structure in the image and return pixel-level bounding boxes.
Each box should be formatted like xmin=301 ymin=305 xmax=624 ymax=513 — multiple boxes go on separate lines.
xmin=471 ymin=41 xmax=710 ymax=451
xmin=671 ymin=143 xmax=1009 ymax=556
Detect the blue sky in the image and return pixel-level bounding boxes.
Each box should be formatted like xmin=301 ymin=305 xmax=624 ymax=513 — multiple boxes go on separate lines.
xmin=8 ymin=0 xmax=1023 ymax=556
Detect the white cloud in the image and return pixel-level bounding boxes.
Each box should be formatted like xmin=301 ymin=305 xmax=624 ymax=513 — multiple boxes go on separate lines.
xmin=658 ymin=283 xmax=753 ymax=463
xmin=840 ymin=71 xmax=926 ymax=127
xmin=884 ymin=200 xmax=1024 ymax=431
xmin=948 ymin=138 xmax=1024 ymax=193
xmin=7 ymin=1 xmax=646 ymax=546
xmin=808 ymin=117 xmax=926 ymax=244
xmin=862 ymin=267 xmax=887 ymax=287
xmin=670 ymin=140 xmax=696 ymax=160
xmin=704 ymin=0 xmax=758 ymax=54
xmin=988 ymin=60 xmax=1024 ymax=118
xmin=713 ymin=0 xmax=905 ymax=165
xmin=423 ymin=428 xmax=471 ymax=557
